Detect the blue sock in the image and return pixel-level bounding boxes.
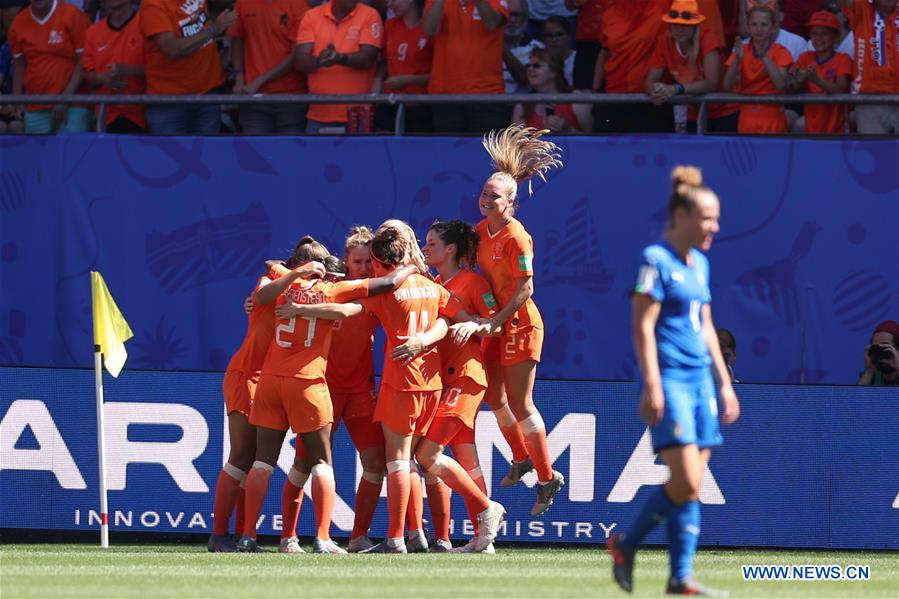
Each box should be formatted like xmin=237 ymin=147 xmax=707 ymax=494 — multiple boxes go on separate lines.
xmin=623 ymin=486 xmax=676 ymax=548
xmin=667 ymin=500 xmax=700 ymax=581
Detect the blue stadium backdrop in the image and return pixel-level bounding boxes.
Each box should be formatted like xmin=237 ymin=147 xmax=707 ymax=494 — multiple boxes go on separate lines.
xmin=1 ymin=367 xmax=897 ymax=548
xmin=0 ymin=135 xmax=897 ymax=382
xmin=1 ymin=135 xmax=897 ymax=548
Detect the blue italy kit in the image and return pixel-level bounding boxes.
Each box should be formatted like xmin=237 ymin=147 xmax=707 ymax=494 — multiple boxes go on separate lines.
xmin=635 ymin=241 xmax=722 ymax=452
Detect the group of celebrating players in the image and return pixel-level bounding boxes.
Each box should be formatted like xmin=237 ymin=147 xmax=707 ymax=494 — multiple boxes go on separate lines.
xmin=205 ymin=122 xmax=740 ymax=594
xmin=207 ymin=124 xmax=565 ymax=555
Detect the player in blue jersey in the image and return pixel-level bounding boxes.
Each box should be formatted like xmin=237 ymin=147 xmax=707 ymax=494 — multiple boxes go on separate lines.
xmin=608 ymin=165 xmax=740 ymax=597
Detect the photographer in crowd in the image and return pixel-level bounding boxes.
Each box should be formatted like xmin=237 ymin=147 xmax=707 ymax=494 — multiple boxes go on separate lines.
xmin=857 ymin=320 xmax=899 ymax=386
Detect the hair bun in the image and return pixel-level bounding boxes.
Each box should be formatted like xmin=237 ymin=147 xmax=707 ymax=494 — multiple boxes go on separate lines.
xmin=350 ymin=225 xmax=372 ymax=237
xmin=671 ymin=165 xmax=703 ymax=188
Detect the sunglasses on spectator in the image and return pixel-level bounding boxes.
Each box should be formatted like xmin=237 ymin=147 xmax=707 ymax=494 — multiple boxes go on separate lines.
xmin=542 ymin=31 xmax=566 ymax=39
xmin=668 ymin=10 xmax=698 ymax=20
xmin=527 ymin=62 xmax=547 ymax=69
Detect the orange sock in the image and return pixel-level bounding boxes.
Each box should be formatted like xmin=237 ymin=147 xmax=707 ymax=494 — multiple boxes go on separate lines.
xmin=494 ymin=406 xmax=530 ymax=463
xmin=520 ymin=412 xmax=553 ymax=482
xmin=406 ymin=466 xmax=424 ymax=533
xmin=310 ymin=463 xmax=336 ymax=541
xmin=386 ymin=460 xmax=411 ymax=539
xmin=425 ymin=477 xmax=452 ymax=541
xmin=281 ymin=468 xmax=308 ymax=539
xmin=212 ymin=464 xmax=245 ymax=535
xmin=352 ymin=472 xmax=383 ymax=539
xmin=242 ymin=461 xmax=274 ymax=538
xmin=426 ymin=454 xmax=489 ymax=514
xmin=234 ymin=484 xmax=246 ymax=536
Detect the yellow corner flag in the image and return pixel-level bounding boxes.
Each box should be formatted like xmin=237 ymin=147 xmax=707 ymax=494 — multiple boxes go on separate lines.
xmin=91 ymin=271 xmax=133 ymax=378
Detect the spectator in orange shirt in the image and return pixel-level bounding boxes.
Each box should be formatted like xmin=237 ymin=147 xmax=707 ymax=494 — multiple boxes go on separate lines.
xmin=9 ymin=0 xmax=91 ymax=134
xmin=839 ymin=0 xmax=899 ymax=135
xmin=422 ymin=0 xmax=509 ymax=133
xmin=790 ymin=10 xmax=851 ymax=134
xmin=591 ymin=0 xmax=673 ymax=133
xmin=294 ymin=0 xmax=382 ymax=134
xmin=723 ymin=4 xmax=791 ymax=133
xmin=511 ymin=46 xmax=591 ymax=131
xmin=564 ymin=0 xmax=612 ymax=89
xmin=140 ymin=0 xmax=234 ymax=134
xmin=645 ymin=0 xmax=738 ymax=133
xmin=229 ymin=0 xmax=309 ymax=134
xmin=373 ymin=0 xmax=432 ymax=132
xmin=83 ymin=0 xmax=146 ymax=133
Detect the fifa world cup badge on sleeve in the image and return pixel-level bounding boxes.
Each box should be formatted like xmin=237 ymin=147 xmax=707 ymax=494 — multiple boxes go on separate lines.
xmin=518 ymin=255 xmax=533 ymax=272
xmin=635 ymin=265 xmax=659 ymax=294
xmin=482 ymin=292 xmax=497 ymax=309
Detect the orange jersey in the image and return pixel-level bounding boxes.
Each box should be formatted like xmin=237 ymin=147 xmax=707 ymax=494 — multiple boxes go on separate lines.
xmin=649 ymin=27 xmax=736 ymax=120
xmin=845 ymin=2 xmax=899 ymax=94
xmin=295 ymin=2 xmax=383 ymax=123
xmin=8 ymin=1 xmax=91 ymax=111
xmin=228 ymin=0 xmax=309 ymax=94
xmin=140 ymin=0 xmax=225 ymax=94
xmin=475 ymin=218 xmax=543 ymax=334
xmin=226 ymin=275 xmax=278 ymax=377
xmin=383 ymin=16 xmax=432 ymax=93
xmin=697 ymin=0 xmax=725 ymax=48
xmin=574 ymin=0 xmax=613 ymax=42
xmin=599 ymin=0 xmax=667 ymax=92
xmin=362 ymin=273 xmax=457 ymax=391
xmin=796 ymin=50 xmax=851 ymax=134
xmin=261 ymin=278 xmax=371 ymax=380
xmin=326 ymin=309 xmax=378 ymax=394
xmin=726 ymin=42 xmax=792 ymax=133
xmin=426 ymin=0 xmax=509 ymax=94
xmin=83 ymin=12 xmax=147 ymax=127
xmin=435 ymin=269 xmax=494 ymax=388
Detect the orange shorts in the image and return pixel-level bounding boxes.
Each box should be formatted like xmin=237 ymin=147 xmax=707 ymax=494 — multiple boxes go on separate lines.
xmin=427 ymin=415 xmax=476 ymax=446
xmin=374 ymin=385 xmax=440 ymax=436
xmin=222 ymin=370 xmax=256 ymax=417
xmin=251 ymin=374 xmax=333 ymax=434
xmin=343 ymin=416 xmax=385 ymax=452
xmin=331 ymin=390 xmax=376 ymax=424
xmin=488 ymin=327 xmax=542 ymax=365
xmin=435 ymin=376 xmax=486 ymax=428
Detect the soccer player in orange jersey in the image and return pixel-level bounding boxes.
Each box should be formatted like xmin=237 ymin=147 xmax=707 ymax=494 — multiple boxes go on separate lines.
xmin=296 ymin=225 xmax=506 ymax=553
xmin=323 ymin=226 xmax=390 ymax=553
xmin=207 ymin=248 xmax=323 ymax=553
xmin=235 ymin=236 xmax=416 ymax=553
xmin=421 ymin=220 xmax=498 ymax=552
xmin=471 ymin=125 xmax=565 ymax=516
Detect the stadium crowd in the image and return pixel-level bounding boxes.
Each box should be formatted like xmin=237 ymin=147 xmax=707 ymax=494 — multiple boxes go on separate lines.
xmin=0 ymin=0 xmax=896 ymax=134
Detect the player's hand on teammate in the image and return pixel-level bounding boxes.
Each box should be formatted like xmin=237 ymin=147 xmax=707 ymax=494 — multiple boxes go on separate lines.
xmin=639 ymin=384 xmax=665 ymax=426
xmin=243 ymin=295 xmax=254 ymax=315
xmin=294 ymin=261 xmax=326 ymax=279
xmin=449 ymin=321 xmax=480 ymax=345
xmin=718 ymin=384 xmax=740 ymax=424
xmin=393 ymin=335 xmax=425 ymax=365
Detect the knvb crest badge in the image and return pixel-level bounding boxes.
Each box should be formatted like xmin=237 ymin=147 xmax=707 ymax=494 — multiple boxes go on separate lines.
xmin=48 ymin=30 xmax=64 ymax=44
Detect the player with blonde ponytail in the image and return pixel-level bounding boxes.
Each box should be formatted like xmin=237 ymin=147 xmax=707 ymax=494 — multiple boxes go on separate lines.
xmin=459 ymin=125 xmax=566 ymax=516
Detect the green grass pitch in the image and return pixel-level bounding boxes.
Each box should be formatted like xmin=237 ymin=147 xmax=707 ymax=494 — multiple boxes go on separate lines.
xmin=1 ymin=544 xmax=897 ymax=598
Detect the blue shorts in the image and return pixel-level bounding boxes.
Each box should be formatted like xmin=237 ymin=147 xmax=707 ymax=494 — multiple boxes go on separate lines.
xmin=650 ymin=371 xmax=723 ymax=452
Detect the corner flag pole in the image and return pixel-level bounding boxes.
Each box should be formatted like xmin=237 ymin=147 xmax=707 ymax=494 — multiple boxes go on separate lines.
xmin=93 ymin=343 xmax=110 ymax=548
xmin=91 ymin=271 xmax=133 ymax=549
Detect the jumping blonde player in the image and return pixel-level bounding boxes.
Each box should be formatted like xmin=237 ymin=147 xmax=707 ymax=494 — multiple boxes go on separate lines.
xmin=465 ymin=125 xmax=565 ymax=516
xmin=235 ymin=236 xmax=416 ymax=553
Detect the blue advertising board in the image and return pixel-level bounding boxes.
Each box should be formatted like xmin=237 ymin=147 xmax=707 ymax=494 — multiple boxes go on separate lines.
xmin=0 ymin=135 xmax=897 ymax=384
xmin=2 ymin=367 xmax=896 ymax=549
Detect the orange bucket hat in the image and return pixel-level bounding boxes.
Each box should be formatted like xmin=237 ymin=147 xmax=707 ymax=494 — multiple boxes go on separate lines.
xmin=661 ymin=0 xmax=705 ymax=25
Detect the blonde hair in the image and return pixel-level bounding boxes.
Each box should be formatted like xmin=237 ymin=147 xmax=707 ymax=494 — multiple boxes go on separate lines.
xmin=345 ymin=225 xmax=374 ymax=252
xmin=376 ymin=219 xmax=429 ymax=276
xmin=483 ymin=124 xmax=563 ymax=199
xmin=668 ymin=165 xmax=714 ymax=220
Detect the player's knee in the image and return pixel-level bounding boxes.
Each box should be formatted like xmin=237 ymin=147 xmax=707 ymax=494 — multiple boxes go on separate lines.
xmin=666 ymin=478 xmax=700 ymax=504
xmin=361 ymin=453 xmax=386 ymax=474
xmin=414 ymin=445 xmax=440 ymax=470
